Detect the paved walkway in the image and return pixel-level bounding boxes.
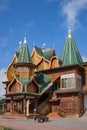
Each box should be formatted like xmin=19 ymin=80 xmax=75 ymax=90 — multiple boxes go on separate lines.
xmin=0 ymin=114 xmax=87 ymax=130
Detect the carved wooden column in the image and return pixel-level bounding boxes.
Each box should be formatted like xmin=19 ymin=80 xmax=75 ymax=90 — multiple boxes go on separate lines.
xmin=26 ymin=100 xmax=30 ymax=117
xmin=11 ymin=97 xmax=13 ymax=115
xmin=35 ymin=99 xmax=38 ymax=114
xmin=23 ymin=96 xmax=26 ymax=115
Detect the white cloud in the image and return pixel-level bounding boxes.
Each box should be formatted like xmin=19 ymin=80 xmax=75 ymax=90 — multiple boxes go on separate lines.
xmin=0 ymin=0 xmax=11 ymax=12
xmin=82 ymin=56 xmax=87 ymax=62
xmin=0 ymin=68 xmax=6 ymax=99
xmin=62 ymin=0 xmax=87 ymax=30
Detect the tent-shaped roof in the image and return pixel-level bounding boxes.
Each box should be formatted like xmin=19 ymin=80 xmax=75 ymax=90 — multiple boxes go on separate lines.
xmin=17 ymin=37 xmax=33 ymax=64
xmin=60 ymin=29 xmax=83 ymax=66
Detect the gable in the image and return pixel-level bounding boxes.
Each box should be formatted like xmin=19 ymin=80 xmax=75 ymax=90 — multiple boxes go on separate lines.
xmin=31 ymin=48 xmax=42 ymax=65
xmin=37 ymin=58 xmax=49 ymax=71
xmin=26 ymin=80 xmax=39 ymax=93
xmin=50 ymin=56 xmax=60 ymax=68
xmin=7 ymin=77 xmax=22 ymax=93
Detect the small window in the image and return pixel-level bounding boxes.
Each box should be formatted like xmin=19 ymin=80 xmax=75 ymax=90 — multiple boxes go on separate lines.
xmin=17 ymin=67 xmax=21 ymax=72
xmin=24 ymin=67 xmax=28 ymax=72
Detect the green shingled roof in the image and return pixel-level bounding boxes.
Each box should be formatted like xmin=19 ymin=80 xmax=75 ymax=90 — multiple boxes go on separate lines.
xmin=35 ymin=72 xmax=51 ymax=92
xmin=60 ymin=29 xmax=83 ymax=66
xmin=17 ymin=73 xmax=51 ymax=93
xmin=17 ymin=37 xmax=33 ymax=64
xmin=35 ymin=46 xmax=55 ymax=60
xmin=17 ymin=77 xmax=29 ymax=85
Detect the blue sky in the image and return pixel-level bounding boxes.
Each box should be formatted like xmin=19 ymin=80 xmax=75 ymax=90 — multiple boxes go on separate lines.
xmin=0 ymin=0 xmax=87 ymax=98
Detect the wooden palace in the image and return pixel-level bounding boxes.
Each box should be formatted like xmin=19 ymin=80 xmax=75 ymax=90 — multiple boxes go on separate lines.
xmin=3 ymin=29 xmax=87 ymax=117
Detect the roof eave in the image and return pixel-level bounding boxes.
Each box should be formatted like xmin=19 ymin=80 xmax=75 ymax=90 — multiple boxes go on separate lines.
xmin=13 ymin=62 xmax=36 ymax=68
xmin=35 ymin=64 xmax=84 ymax=74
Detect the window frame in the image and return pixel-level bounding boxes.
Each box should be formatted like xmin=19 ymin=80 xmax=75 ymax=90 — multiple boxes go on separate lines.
xmin=61 ymin=73 xmax=75 ymax=89
xmin=23 ymin=66 xmax=28 ymax=72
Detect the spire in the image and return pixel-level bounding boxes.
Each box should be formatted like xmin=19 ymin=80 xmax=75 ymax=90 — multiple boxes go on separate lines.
xmin=19 ymin=41 xmax=22 ymax=48
xmin=68 ymin=27 xmax=72 ymax=38
xmin=24 ymin=36 xmax=27 ymax=44
xmin=60 ymin=29 xmax=83 ymax=66
xmin=17 ymin=36 xmax=32 ymax=64
xmin=42 ymin=43 xmax=46 ymax=52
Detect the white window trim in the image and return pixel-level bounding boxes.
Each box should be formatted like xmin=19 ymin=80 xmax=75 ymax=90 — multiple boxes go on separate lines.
xmin=61 ymin=73 xmax=75 ymax=89
xmin=61 ymin=73 xmax=74 ymax=79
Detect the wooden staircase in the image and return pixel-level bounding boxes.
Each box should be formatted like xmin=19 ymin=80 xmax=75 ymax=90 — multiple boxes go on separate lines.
xmin=38 ymin=98 xmax=50 ymax=115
